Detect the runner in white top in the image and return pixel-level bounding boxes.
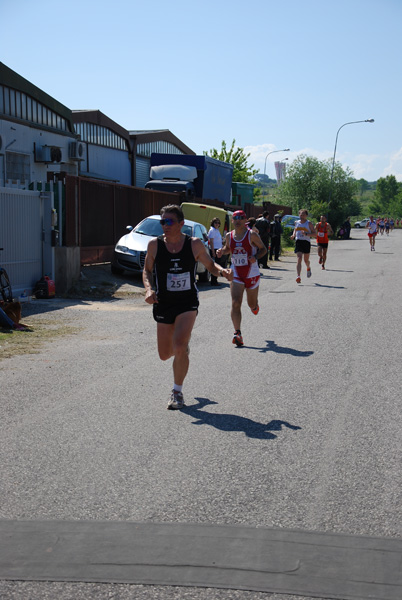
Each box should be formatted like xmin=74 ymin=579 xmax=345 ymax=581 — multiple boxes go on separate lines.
xmin=291 ymin=209 xmax=316 ymax=283
xmin=365 ymin=215 xmax=377 ymax=251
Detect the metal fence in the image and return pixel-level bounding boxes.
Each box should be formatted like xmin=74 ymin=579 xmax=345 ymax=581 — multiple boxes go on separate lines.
xmin=0 ymin=186 xmax=53 ymax=297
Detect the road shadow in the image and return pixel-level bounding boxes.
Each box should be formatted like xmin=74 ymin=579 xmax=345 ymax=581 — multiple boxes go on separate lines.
xmin=314 ymin=283 xmax=346 ymax=289
xmin=242 ymin=339 xmax=314 ymax=356
xmin=182 ymin=398 xmax=301 ymax=440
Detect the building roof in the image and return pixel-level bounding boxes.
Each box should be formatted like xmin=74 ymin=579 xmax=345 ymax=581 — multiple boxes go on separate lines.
xmin=129 ymin=129 xmax=194 ymax=155
xmin=0 ymin=62 xmax=75 ymax=133
xmin=72 ymin=110 xmax=131 ymax=144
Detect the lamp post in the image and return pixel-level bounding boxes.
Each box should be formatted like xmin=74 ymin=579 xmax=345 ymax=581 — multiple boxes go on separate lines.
xmin=328 ymin=119 xmax=374 ymax=206
xmin=264 ymin=148 xmax=290 ymax=177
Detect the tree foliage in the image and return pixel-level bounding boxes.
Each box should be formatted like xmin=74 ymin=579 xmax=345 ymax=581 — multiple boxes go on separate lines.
xmin=276 ymin=154 xmax=359 ymax=229
xmin=204 ymin=139 xmax=259 ymax=184
xmin=369 ymin=175 xmax=402 ymax=216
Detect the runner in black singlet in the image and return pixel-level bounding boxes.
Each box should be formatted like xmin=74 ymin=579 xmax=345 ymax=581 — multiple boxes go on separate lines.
xmin=143 ymin=204 xmax=233 ymax=410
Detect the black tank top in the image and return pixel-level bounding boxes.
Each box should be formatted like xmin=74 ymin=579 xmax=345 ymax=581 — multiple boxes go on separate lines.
xmin=154 ymin=234 xmax=199 ymax=306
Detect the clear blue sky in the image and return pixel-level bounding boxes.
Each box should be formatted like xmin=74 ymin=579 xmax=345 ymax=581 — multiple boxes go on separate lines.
xmin=2 ymin=0 xmax=401 ymax=181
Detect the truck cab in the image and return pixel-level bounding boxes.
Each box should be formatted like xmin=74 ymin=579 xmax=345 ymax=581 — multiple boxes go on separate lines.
xmin=145 ymin=164 xmax=197 ymax=199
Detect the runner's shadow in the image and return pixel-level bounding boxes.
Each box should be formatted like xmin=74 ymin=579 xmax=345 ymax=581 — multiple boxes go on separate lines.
xmin=314 ymin=283 xmax=346 ymax=289
xmin=182 ymin=398 xmax=301 ymax=440
xmin=244 ymin=340 xmax=314 ymax=356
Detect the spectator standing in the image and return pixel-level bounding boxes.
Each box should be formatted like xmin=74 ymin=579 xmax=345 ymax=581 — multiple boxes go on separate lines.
xmin=269 ymin=214 xmax=283 ymax=261
xmin=255 ymin=211 xmax=271 ymax=269
xmin=343 ymin=217 xmax=351 ymax=239
xmin=246 ymin=217 xmax=259 ymax=234
xmin=208 ymin=217 xmax=224 ymax=287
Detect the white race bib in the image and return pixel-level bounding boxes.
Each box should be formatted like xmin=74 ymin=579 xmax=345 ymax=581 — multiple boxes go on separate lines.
xmin=318 ymin=231 xmax=324 ymax=237
xmin=167 ymin=272 xmax=191 ymax=291
xmin=231 ymin=252 xmax=249 ymax=267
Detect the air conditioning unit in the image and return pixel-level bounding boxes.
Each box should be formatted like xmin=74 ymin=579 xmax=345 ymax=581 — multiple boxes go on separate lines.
xmin=69 ymin=141 xmax=86 ymax=161
xmin=34 ymin=145 xmax=62 ymax=163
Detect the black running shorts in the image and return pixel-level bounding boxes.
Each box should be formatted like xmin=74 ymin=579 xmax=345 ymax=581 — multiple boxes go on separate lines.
xmin=153 ymin=302 xmax=199 ymax=324
xmin=295 ymin=240 xmax=311 ymax=254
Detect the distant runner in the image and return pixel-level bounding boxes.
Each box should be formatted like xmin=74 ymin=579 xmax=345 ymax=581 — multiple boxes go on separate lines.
xmin=315 ymin=215 xmax=333 ymax=270
xmin=291 ymin=209 xmax=316 ymax=283
xmin=366 ymin=215 xmax=378 ymax=251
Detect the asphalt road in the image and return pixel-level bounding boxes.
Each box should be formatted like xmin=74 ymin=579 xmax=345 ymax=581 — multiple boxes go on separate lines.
xmin=1 ymin=229 xmax=401 ymax=600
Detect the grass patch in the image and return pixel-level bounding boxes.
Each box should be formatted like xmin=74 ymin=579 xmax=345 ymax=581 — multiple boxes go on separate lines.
xmin=0 ymin=319 xmax=80 ymax=360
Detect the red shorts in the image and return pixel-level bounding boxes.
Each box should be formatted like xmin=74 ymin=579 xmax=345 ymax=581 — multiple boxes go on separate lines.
xmin=368 ymin=232 xmax=377 ymax=237
xmin=233 ymin=275 xmax=260 ymax=289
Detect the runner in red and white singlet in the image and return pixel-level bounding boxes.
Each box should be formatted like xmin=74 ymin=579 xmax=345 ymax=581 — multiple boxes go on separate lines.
xmin=230 ymin=228 xmax=261 ymax=287
xmin=217 ymin=210 xmax=267 ymax=347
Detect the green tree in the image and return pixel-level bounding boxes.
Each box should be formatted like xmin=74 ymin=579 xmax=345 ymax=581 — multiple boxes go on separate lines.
xmin=277 ymin=154 xmax=358 ymax=229
xmin=369 ymin=175 xmax=400 ymax=214
xmin=204 ymin=139 xmax=262 ymax=202
xmin=358 ymin=178 xmax=370 ymax=196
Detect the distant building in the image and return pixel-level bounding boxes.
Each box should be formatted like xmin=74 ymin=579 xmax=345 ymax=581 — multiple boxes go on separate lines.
xmin=274 ymin=161 xmax=287 ymax=184
xmin=129 ymin=129 xmax=194 ymax=188
xmin=0 ymin=62 xmax=80 ymax=187
xmin=72 ymin=110 xmax=132 ymax=184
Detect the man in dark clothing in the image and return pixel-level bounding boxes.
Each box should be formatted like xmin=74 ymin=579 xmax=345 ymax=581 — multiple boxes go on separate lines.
xmin=269 ymin=214 xmax=283 ymax=261
xmin=255 ymin=211 xmax=271 ymax=268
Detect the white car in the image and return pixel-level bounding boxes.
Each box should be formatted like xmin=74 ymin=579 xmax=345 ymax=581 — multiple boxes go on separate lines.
xmin=111 ymin=215 xmax=212 ymax=282
xmin=354 ymin=218 xmax=370 ymax=228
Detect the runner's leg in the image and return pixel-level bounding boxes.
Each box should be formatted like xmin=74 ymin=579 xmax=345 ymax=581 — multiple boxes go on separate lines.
xmin=296 ymin=252 xmax=303 ymax=277
xmin=246 ymin=285 xmax=259 ymax=311
xmin=171 ymin=311 xmax=197 ymax=386
xmin=231 ymin=281 xmax=245 ymax=332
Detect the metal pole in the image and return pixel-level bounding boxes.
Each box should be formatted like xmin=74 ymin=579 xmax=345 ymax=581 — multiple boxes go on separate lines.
xmin=263 ymin=148 xmax=290 ymax=177
xmin=328 ymin=119 xmax=374 ymax=206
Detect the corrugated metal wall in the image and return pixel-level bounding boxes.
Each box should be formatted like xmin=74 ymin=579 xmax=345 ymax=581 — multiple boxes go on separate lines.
xmin=135 ymin=156 xmax=151 ymax=188
xmin=0 ymin=187 xmax=53 ymax=297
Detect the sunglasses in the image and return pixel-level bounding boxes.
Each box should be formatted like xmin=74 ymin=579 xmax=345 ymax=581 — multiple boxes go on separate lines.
xmin=233 ymin=215 xmax=246 ymax=220
xmin=160 ymin=218 xmax=178 ymax=226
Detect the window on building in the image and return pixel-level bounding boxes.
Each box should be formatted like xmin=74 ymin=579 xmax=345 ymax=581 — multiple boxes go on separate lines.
xmin=0 ymin=84 xmax=68 ymax=132
xmin=6 ymin=152 xmax=30 ymax=183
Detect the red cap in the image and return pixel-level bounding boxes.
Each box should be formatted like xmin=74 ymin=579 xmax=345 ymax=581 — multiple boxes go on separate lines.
xmin=233 ymin=210 xmax=247 ymax=219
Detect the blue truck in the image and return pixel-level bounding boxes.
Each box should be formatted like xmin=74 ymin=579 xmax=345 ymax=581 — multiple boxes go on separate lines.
xmin=145 ymin=153 xmax=234 ymax=204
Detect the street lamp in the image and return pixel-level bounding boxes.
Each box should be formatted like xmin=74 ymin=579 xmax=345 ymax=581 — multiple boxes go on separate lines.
xmin=264 ymin=148 xmax=290 ymax=177
xmin=328 ymin=119 xmax=374 ymax=206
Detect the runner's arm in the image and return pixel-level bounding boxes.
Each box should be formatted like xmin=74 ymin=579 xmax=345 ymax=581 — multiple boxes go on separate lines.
xmin=142 ymin=239 xmax=158 ymax=304
xmin=216 ymin=232 xmax=231 ymax=257
xmin=192 ymin=238 xmax=233 ymax=281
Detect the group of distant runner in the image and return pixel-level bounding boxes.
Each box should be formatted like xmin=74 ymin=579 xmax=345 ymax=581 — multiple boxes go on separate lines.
xmin=365 ymin=215 xmax=399 ymax=250
xmin=142 ymin=204 xmax=397 ymax=410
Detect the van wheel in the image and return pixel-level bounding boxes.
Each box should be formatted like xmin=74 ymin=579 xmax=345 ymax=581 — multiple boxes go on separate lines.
xmin=198 ymin=268 xmax=211 ymax=283
xmin=111 ymin=265 xmax=124 ymax=275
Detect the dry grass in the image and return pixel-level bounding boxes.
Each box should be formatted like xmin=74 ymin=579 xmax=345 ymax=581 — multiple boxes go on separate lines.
xmin=0 ymin=318 xmax=80 ymax=360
